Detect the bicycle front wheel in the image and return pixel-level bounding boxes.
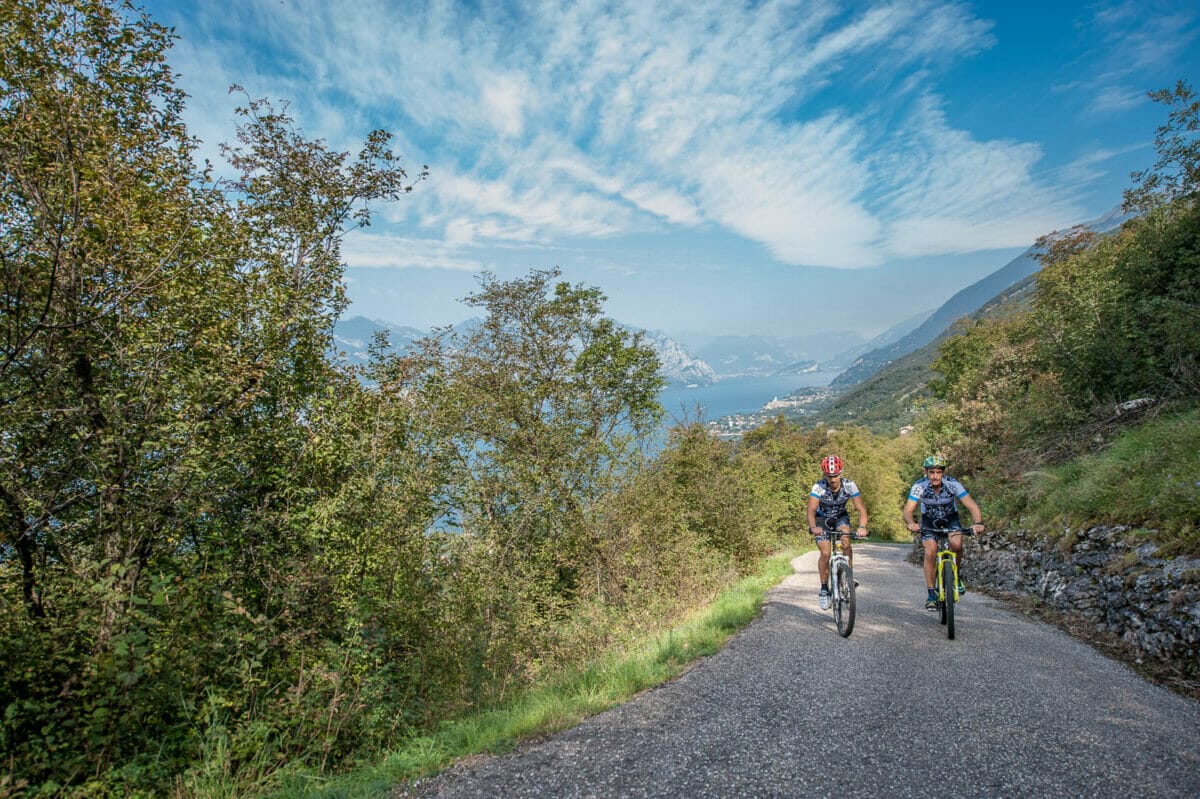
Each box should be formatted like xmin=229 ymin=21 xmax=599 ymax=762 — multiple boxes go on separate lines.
xmin=936 ymin=558 xmax=948 ymax=625
xmin=942 ymin=558 xmax=956 ymax=640
xmin=834 ymin=562 xmax=855 ymax=637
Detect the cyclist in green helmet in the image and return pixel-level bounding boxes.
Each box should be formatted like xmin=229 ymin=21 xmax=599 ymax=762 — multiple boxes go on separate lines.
xmin=903 ymin=455 xmax=984 ymax=609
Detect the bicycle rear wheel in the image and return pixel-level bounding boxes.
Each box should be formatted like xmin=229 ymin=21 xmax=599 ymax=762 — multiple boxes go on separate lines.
xmin=942 ymin=558 xmax=956 ymax=639
xmin=834 ymin=562 xmax=855 ymax=637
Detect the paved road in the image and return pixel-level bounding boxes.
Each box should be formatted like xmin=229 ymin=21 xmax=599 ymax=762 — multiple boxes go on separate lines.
xmin=408 ymin=543 xmax=1200 ymax=798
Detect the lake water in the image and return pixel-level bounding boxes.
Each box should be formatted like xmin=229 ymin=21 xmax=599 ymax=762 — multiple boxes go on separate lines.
xmin=657 ymin=371 xmax=839 ymax=424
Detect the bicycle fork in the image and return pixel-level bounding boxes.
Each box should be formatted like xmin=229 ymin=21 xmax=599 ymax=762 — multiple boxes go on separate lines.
xmin=935 ymin=550 xmax=959 ymax=603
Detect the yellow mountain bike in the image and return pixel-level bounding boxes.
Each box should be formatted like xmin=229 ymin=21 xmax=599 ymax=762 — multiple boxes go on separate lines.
xmin=925 ymin=524 xmax=968 ymax=640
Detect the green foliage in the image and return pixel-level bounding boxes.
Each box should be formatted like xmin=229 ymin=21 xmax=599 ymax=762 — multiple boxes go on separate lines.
xmin=920 ymin=196 xmax=1200 ymax=492
xmin=907 ymin=87 xmax=1200 ymax=557
xmin=741 ymin=418 xmax=914 ymax=541
xmin=1002 ymin=409 xmax=1200 ymax=555
xmin=271 ymin=550 xmax=801 ymax=799
xmin=1033 ymin=202 xmax=1200 ymax=402
xmin=0 ymin=0 xmax=428 ymax=792
xmin=0 ymin=4 xmax=789 ymax=786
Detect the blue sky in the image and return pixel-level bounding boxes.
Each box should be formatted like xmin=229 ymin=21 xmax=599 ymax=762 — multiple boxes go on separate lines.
xmin=145 ymin=0 xmax=1198 ymax=342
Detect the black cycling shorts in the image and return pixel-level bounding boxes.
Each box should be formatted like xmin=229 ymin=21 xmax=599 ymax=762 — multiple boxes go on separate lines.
xmin=814 ymin=514 xmax=851 ymax=541
xmin=919 ymin=514 xmax=963 ymax=541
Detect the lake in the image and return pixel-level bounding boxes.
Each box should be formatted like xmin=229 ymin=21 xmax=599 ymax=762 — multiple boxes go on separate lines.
xmin=657 ymin=371 xmax=839 ymax=424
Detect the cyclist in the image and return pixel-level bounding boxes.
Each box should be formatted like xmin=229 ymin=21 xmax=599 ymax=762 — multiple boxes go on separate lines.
xmin=808 ymin=454 xmax=869 ymax=610
xmin=903 ymin=455 xmax=984 ymax=610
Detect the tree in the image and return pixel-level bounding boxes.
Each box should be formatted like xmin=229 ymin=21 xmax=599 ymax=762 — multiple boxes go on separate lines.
xmin=0 ymin=0 xmax=421 ymax=788
xmin=1124 ymin=79 xmax=1200 ymax=213
xmin=409 ymin=269 xmax=664 ymax=597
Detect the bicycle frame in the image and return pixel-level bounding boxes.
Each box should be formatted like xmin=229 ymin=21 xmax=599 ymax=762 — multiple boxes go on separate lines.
xmin=934 ymin=540 xmax=960 ymax=604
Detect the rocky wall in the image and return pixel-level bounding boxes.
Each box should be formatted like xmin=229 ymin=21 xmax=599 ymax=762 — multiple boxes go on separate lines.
xmin=911 ymin=525 xmax=1200 ymax=673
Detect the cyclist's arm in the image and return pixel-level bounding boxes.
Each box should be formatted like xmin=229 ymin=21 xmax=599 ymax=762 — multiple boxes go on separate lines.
xmin=903 ymin=498 xmax=920 ymax=532
xmin=959 ymin=493 xmax=984 ymax=530
xmin=851 ymin=494 xmax=869 ymax=535
xmin=807 ymin=494 xmax=820 ymax=534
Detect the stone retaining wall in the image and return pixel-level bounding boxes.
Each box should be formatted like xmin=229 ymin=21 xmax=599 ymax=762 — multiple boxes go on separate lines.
xmin=910 ymin=525 xmax=1200 ymax=674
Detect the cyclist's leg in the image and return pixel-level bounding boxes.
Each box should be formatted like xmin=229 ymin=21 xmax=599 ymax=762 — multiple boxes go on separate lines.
xmin=922 ymin=536 xmax=938 ymax=589
xmin=948 ymin=530 xmax=965 ymax=591
xmin=816 ymin=538 xmax=832 ymax=584
xmin=836 ymin=522 xmax=853 ymax=567
xmin=921 ymin=535 xmax=939 ymax=609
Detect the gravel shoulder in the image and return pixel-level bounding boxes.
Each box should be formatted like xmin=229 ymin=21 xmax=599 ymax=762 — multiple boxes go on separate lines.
xmin=403 ymin=543 xmax=1200 ymax=799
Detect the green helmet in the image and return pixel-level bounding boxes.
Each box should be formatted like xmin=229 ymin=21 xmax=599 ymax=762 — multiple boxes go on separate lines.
xmin=922 ymin=455 xmax=947 ymax=469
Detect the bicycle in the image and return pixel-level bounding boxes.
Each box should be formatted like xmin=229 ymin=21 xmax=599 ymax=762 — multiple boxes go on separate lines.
xmin=820 ymin=516 xmax=867 ymax=638
xmin=922 ymin=520 xmax=971 ymax=640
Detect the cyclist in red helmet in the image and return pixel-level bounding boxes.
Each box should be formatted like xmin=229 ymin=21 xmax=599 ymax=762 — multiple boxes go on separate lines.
xmin=807 ymin=454 xmax=869 ymax=610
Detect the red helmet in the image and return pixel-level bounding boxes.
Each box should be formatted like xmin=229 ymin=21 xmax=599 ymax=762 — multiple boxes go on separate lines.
xmin=821 ymin=455 xmax=843 ymax=476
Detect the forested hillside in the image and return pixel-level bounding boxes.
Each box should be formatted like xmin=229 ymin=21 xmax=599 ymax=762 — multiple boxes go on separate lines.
xmin=919 ymin=76 xmax=1200 ymax=539
xmin=812 ymin=270 xmax=1042 ymax=433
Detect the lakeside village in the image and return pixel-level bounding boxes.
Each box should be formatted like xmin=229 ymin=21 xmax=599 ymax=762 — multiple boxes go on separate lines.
xmin=702 ymin=385 xmax=918 ymax=441
xmin=704 ymin=385 xmax=836 ymax=440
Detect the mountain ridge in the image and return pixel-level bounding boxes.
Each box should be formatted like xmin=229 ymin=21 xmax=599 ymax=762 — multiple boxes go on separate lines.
xmin=832 ymin=206 xmax=1131 ymax=388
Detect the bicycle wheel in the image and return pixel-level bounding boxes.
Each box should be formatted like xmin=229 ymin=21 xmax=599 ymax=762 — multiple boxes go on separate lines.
xmin=834 ymin=562 xmax=855 ymax=637
xmin=942 ymin=557 xmax=956 ymax=639
xmin=937 ymin=558 xmax=948 ymax=626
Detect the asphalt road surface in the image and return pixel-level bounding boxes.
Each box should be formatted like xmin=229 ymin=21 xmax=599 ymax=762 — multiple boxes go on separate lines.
xmin=407 ymin=543 xmax=1200 ymax=798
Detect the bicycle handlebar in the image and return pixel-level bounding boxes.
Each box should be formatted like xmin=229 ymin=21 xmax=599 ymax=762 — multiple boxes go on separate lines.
xmin=917 ymin=527 xmax=974 ymax=536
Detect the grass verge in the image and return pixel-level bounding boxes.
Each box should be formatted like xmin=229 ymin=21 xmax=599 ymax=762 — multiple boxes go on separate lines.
xmin=267 ymin=548 xmax=804 ymax=799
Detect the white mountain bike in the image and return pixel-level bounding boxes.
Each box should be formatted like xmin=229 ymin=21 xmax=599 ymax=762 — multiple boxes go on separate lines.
xmin=821 ymin=516 xmax=867 ymax=637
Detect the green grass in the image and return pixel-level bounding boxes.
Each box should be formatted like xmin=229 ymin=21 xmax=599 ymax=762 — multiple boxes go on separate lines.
xmin=1017 ymin=407 xmax=1200 ymax=555
xmin=266 ymin=548 xmax=805 ymax=799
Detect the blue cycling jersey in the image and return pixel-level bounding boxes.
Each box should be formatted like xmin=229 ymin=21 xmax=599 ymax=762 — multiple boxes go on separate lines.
xmin=908 ymin=476 xmax=969 ymax=529
xmin=810 ymin=477 xmax=860 ymax=518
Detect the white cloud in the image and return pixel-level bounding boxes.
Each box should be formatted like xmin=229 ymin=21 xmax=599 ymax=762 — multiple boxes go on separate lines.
xmin=342 ymin=232 xmax=482 ymax=271
xmin=480 ymin=72 xmax=531 ymax=138
xmin=1063 ymin=3 xmax=1199 ymax=121
xmin=879 ymin=95 xmax=1081 ymax=257
xmin=1091 ymin=2 xmax=1198 ymax=71
xmin=160 ymin=0 xmax=1074 ymax=270
xmin=1050 ymin=143 xmax=1148 ymax=188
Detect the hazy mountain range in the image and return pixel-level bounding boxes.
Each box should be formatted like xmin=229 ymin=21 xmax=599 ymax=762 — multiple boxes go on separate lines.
xmin=330 ymin=313 xmax=930 ymax=387
xmin=331 ymin=316 xmax=718 ymax=385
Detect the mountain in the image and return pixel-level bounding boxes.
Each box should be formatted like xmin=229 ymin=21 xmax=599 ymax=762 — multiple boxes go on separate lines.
xmin=332 ymin=316 xmax=716 ymax=387
xmin=693 ymin=334 xmax=821 ymax=377
xmin=808 ymin=269 xmax=1047 ymax=433
xmin=639 ymin=329 xmax=717 ymax=386
xmin=821 ymin=310 xmax=933 ymax=369
xmin=331 ymin=315 xmax=425 ymax=367
xmin=831 ymin=206 xmax=1132 ymax=388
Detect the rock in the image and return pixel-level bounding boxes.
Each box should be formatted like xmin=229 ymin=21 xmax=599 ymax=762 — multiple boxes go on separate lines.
xmin=971 ymin=524 xmax=1199 ymax=682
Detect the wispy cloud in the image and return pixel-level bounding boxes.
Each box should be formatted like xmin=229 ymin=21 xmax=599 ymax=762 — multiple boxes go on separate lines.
xmin=161 ymin=0 xmax=1081 ymax=269
xmin=341 ymin=232 xmax=483 ymax=271
xmin=1069 ymin=2 xmax=1199 ymax=117
xmin=1091 ymin=86 xmax=1148 ymax=115
xmin=1050 ymin=143 xmax=1150 ymax=188
xmin=878 ymin=94 xmax=1080 ymax=257
xmin=1091 ymin=1 xmax=1199 ymax=71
